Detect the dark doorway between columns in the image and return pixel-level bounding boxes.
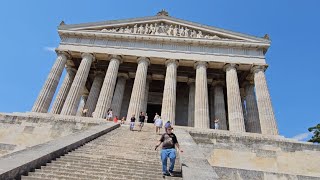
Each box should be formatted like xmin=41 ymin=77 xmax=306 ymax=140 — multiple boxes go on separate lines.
xmin=146 ymin=104 xmax=162 ymax=123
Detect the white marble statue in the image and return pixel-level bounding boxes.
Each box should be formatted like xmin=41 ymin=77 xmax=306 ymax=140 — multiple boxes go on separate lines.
xmin=138 ymin=24 xmax=144 ymax=34
xmin=133 ymin=24 xmax=138 ymax=34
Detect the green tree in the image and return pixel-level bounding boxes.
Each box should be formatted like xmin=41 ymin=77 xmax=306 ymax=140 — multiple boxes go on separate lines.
xmin=308 ymin=123 xmax=320 ymax=143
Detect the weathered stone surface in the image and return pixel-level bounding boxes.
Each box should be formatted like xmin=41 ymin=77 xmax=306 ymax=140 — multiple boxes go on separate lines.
xmin=188 ymin=128 xmax=320 ymax=178
xmin=0 ymin=122 xmax=119 ymax=180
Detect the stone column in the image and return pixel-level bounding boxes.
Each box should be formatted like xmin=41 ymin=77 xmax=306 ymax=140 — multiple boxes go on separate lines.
xmin=84 ymin=71 xmax=105 ymax=117
xmin=110 ymin=73 xmax=129 ymax=118
xmin=194 ymin=61 xmax=210 ymax=129
xmin=243 ymin=81 xmax=261 ymax=133
xmin=126 ymin=57 xmax=150 ymax=122
xmin=252 ymin=66 xmax=278 ymax=135
xmin=161 ymin=59 xmax=178 ymax=125
xmin=32 ymin=52 xmax=69 ymax=113
xmin=50 ymin=67 xmax=76 ymax=114
xmin=224 ymin=64 xmax=245 ymax=132
xmin=93 ymin=55 xmax=122 ymax=118
xmin=142 ymin=75 xmax=152 ymax=113
xmin=212 ymin=81 xmax=227 ymax=130
xmin=60 ymin=53 xmax=94 ymax=116
xmin=187 ymin=79 xmax=195 ymax=127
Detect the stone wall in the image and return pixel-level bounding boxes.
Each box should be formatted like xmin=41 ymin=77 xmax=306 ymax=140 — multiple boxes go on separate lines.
xmin=0 ymin=112 xmax=105 ymax=157
xmin=189 ymin=128 xmax=320 ymax=178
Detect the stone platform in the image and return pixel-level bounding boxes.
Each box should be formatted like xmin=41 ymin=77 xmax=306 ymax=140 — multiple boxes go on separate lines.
xmin=0 ymin=112 xmax=106 ymax=156
xmin=187 ymin=127 xmax=320 ymax=179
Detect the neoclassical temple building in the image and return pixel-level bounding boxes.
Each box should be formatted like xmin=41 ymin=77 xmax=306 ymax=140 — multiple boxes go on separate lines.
xmin=32 ymin=10 xmax=278 ymax=135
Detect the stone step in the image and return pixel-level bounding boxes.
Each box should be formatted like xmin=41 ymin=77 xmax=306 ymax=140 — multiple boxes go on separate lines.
xmin=23 ymin=126 xmax=182 ymax=179
xmin=65 ymin=152 xmax=161 ymax=163
xmin=29 ymin=168 xmax=167 ymax=180
xmin=63 ymin=153 xmax=181 ymax=168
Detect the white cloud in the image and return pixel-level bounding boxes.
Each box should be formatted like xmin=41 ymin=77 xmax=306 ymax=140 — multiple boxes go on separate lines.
xmin=43 ymin=47 xmax=56 ymax=52
xmin=291 ymin=132 xmax=313 ymax=141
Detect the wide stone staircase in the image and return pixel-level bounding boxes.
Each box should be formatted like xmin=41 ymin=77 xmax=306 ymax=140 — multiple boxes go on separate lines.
xmin=21 ymin=124 xmax=182 ymax=180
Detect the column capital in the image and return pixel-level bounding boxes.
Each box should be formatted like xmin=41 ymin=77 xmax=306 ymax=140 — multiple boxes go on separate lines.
xmin=147 ymin=74 xmax=153 ymax=81
xmin=194 ymin=61 xmax=208 ymax=69
xmin=109 ymin=55 xmax=123 ymax=63
xmin=187 ymin=78 xmax=195 ymax=85
xmin=94 ymin=70 xmax=105 ymax=77
xmin=137 ymin=57 xmax=150 ymax=66
xmin=165 ymin=59 xmax=179 ymax=67
xmin=57 ymin=51 xmax=71 ymax=59
xmin=118 ymin=72 xmax=129 ymax=79
xmin=81 ymin=53 xmax=95 ymax=61
xmin=211 ymin=80 xmax=225 ymax=87
xmin=242 ymin=80 xmax=254 ymax=88
xmin=66 ymin=66 xmax=77 ymax=74
xmin=223 ymin=63 xmax=238 ymax=72
xmin=251 ymin=65 xmax=267 ymax=73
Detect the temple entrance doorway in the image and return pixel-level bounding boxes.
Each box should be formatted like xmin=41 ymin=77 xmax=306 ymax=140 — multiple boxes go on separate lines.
xmin=146 ymin=104 xmax=162 ymax=123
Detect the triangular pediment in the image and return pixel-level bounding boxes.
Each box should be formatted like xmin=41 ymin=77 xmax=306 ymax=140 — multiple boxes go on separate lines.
xmin=59 ymin=14 xmax=269 ymax=43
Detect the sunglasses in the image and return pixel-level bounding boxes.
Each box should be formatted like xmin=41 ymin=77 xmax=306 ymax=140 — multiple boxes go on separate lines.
xmin=167 ymin=128 xmax=173 ymax=130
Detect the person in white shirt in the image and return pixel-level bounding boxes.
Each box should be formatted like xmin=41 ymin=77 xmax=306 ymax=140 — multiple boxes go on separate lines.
xmin=154 ymin=116 xmax=163 ymax=135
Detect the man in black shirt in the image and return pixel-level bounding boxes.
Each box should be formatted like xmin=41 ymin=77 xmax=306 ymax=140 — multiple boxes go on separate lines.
xmin=138 ymin=112 xmax=145 ymax=132
xmin=155 ymin=126 xmax=183 ymax=176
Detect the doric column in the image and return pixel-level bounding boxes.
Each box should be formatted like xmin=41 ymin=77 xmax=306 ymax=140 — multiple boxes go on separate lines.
xmin=32 ymin=52 xmax=69 ymax=113
xmin=224 ymin=64 xmax=245 ymax=132
xmin=84 ymin=71 xmax=105 ymax=117
xmin=243 ymin=81 xmax=261 ymax=133
xmin=76 ymin=93 xmax=88 ymax=116
xmin=161 ymin=59 xmax=178 ymax=125
xmin=126 ymin=57 xmax=150 ymax=122
xmin=212 ymin=81 xmax=227 ymax=130
xmin=252 ymin=66 xmax=278 ymax=135
xmin=187 ymin=79 xmax=195 ymax=127
xmin=142 ymin=75 xmax=152 ymax=113
xmin=194 ymin=61 xmax=210 ymax=129
xmin=50 ymin=67 xmax=76 ymax=114
xmin=60 ymin=53 xmax=94 ymax=115
xmin=110 ymin=73 xmax=129 ymax=118
xmin=93 ymin=55 xmax=122 ymax=118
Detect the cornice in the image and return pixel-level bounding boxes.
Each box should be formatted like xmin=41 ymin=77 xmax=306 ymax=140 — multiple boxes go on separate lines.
xmin=58 ymin=30 xmax=270 ymax=49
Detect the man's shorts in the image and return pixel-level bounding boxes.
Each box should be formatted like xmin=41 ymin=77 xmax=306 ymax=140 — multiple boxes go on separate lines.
xmin=130 ymin=122 xmax=135 ymax=128
xmin=140 ymin=122 xmax=144 ymax=127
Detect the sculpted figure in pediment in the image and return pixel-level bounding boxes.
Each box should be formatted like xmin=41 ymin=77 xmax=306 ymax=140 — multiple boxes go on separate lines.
xmin=101 ymin=29 xmax=107 ymax=32
xmin=173 ymin=25 xmax=178 ymax=36
xmin=167 ymin=25 xmax=173 ymax=36
xmin=149 ymin=24 xmax=155 ymax=34
xmin=133 ymin=24 xmax=138 ymax=34
xmin=196 ymin=30 xmax=203 ymax=38
xmin=118 ymin=27 xmax=124 ymax=33
xmin=154 ymin=23 xmax=159 ymax=35
xmin=124 ymin=26 xmax=132 ymax=33
xmin=144 ymin=24 xmax=150 ymax=34
xmin=138 ymin=24 xmax=144 ymax=34
xmin=184 ymin=27 xmax=189 ymax=37
xmin=179 ymin=27 xmax=185 ymax=37
xmin=158 ymin=23 xmax=165 ymax=34
xmin=190 ymin=30 xmax=196 ymax=38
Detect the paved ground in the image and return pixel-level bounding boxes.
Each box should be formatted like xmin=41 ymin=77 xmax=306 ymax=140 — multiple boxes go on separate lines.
xmin=22 ymin=123 xmax=182 ymax=180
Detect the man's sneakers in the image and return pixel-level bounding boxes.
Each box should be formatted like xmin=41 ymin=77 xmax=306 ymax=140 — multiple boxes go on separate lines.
xmin=162 ymin=171 xmax=174 ymax=177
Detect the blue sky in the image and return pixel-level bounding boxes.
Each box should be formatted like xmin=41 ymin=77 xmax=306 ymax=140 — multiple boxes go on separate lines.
xmin=0 ymin=0 xmax=319 ymax=140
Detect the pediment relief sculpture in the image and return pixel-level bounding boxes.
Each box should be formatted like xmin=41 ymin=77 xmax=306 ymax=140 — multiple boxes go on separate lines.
xmin=100 ymin=22 xmax=228 ymax=40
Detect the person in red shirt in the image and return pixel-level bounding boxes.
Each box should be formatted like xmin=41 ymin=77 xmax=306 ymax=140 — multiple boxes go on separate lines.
xmin=113 ymin=116 xmax=118 ymax=123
